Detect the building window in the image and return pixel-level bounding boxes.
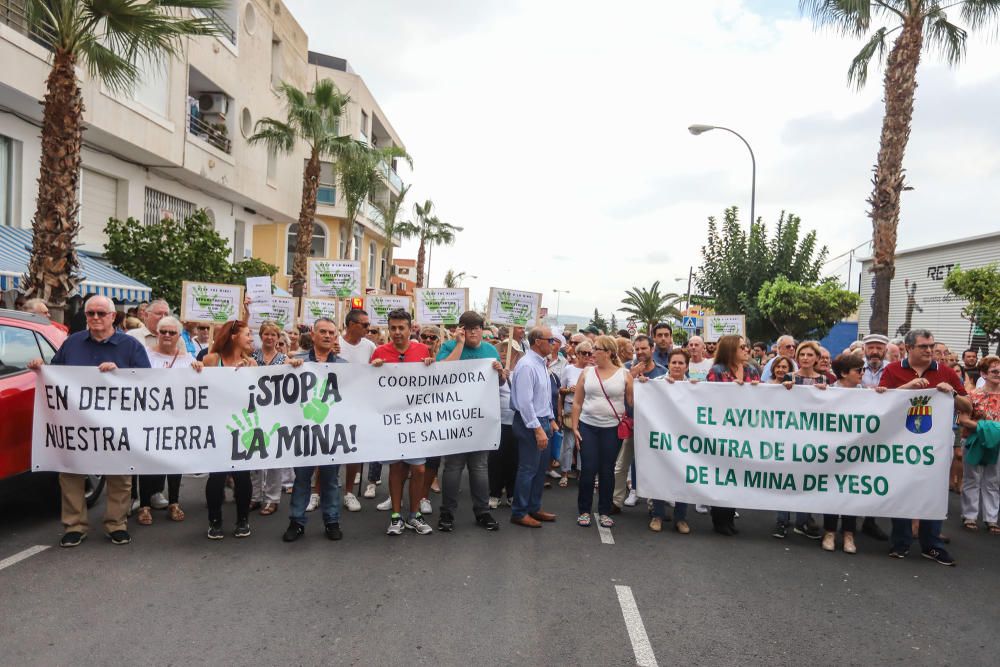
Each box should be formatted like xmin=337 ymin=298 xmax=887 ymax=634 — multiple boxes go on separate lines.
xmin=286 ymin=222 xmax=327 ymax=275
xmin=353 ymin=228 xmax=363 ymax=261
xmin=266 ymin=149 xmax=278 ymax=186
xmin=360 ymin=110 xmax=368 ymax=143
xmin=270 ymin=38 xmax=283 ymax=88
xmin=368 ymin=242 xmax=377 ymax=288
xmin=0 ymin=135 xmax=12 ymax=226
xmin=317 ymin=161 xmax=335 ymax=204
xmin=144 ymin=187 xmax=194 ymax=226
xmin=234 ymin=219 xmax=246 ymax=261
xmin=131 ymin=59 xmax=169 ymax=118
xmin=339 ymin=225 xmax=348 ymax=259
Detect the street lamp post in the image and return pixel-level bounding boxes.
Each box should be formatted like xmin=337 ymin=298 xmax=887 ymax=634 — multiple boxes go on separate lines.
xmin=552 ymin=289 xmax=570 ymax=324
xmin=688 ymin=124 xmax=756 ymax=226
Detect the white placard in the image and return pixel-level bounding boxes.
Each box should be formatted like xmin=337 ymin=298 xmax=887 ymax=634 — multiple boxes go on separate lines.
xmin=180 ymin=281 xmax=243 ymax=324
xmin=415 ymin=288 xmax=467 ymax=326
xmin=364 ymin=294 xmax=413 ymax=327
xmin=635 ymin=381 xmax=953 ymax=519
xmin=703 ymin=314 xmax=746 ymax=342
xmin=32 ymin=360 xmax=501 ymax=474
xmin=487 ymin=287 xmax=542 ymax=327
xmin=248 ymin=296 xmax=297 ymax=332
xmin=245 ymin=276 xmax=273 ymax=311
xmin=299 ymin=297 xmax=341 ymax=330
xmin=307 ymin=259 xmax=362 ymax=298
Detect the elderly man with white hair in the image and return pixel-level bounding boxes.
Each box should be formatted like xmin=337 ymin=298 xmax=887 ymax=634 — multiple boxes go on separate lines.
xmin=128 ymin=298 xmax=171 ymax=348
xmin=27 ymin=295 xmax=151 ymax=548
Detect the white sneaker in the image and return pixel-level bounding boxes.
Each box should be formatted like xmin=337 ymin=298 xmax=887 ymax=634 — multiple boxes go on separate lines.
xmin=344 ymin=493 xmax=361 ymax=512
xmin=695 ymin=504 xmax=709 ymax=514
xmin=354 ymin=472 xmax=361 ymax=484
xmin=306 ymin=493 xmax=320 ymax=512
xmin=150 ymin=492 xmax=169 ymax=509
xmin=419 ymin=497 xmax=433 ymax=515
xmin=363 ymin=482 xmax=377 ymax=499
xmin=489 ymin=496 xmax=500 ymax=509
xmin=376 ymin=497 xmax=392 ymax=511
xmin=624 ymin=489 xmax=638 ymax=507
xmin=405 ymin=514 xmax=433 ymax=535
xmin=546 ymin=469 xmax=562 ymax=479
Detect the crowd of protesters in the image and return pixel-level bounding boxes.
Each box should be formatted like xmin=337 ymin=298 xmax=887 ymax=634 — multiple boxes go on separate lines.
xmin=21 ymin=295 xmax=999 ymax=568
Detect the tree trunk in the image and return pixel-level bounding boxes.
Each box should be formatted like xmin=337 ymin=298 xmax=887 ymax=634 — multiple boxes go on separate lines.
xmin=867 ymin=14 xmax=923 ymax=335
xmin=290 ymin=150 xmax=321 ymax=297
xmin=415 ymin=237 xmax=426 ymax=288
xmin=24 ymin=51 xmax=84 ymax=323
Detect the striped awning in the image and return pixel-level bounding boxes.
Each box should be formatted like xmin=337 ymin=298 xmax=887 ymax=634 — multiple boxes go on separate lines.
xmin=0 ymin=226 xmax=152 ymax=304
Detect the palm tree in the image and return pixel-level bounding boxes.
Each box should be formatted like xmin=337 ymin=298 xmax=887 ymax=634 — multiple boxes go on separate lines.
xmin=620 ymin=281 xmax=682 ymax=334
xmin=20 ymin=0 xmax=224 ymax=320
xmin=442 ymin=269 xmax=467 ymax=288
xmin=408 ymin=200 xmax=462 ymax=287
xmin=248 ymin=79 xmax=351 ymax=297
xmin=337 ymin=142 xmax=411 ymax=261
xmin=372 ymin=183 xmax=414 ymax=292
xmin=801 ymin=0 xmax=1000 ymax=335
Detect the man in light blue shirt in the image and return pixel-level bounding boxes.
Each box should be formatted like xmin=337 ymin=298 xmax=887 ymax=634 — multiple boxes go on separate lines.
xmin=510 ymin=325 xmax=559 ymax=527
xmin=760 ymin=335 xmax=798 ymax=382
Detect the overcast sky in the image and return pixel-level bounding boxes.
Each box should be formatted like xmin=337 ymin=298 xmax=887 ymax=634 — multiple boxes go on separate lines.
xmin=286 ymin=0 xmax=1000 ymax=321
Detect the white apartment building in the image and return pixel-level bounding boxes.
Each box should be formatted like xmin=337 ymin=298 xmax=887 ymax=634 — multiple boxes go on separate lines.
xmin=0 ymin=0 xmax=406 ymax=301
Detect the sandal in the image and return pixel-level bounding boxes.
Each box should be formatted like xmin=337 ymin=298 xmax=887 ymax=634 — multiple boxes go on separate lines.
xmin=988 ymin=523 xmax=1000 ymax=535
xmin=558 ymin=477 xmax=569 ymax=488
xmin=136 ymin=506 xmax=153 ymax=526
xmin=260 ymin=503 xmax=278 ymax=516
xmin=577 ymin=513 xmax=592 ymax=527
xmin=963 ymin=520 xmax=978 ymax=531
xmin=248 ymin=500 xmax=262 ymax=512
xmin=599 ymin=514 xmax=615 ymax=528
xmin=168 ymin=504 xmax=185 ymax=522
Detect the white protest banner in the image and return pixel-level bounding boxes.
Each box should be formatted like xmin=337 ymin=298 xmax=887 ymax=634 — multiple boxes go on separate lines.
xmin=32 ymin=360 xmax=501 ymax=475
xmin=635 ymin=382 xmax=954 ymax=519
xmin=248 ymin=296 xmax=297 ymax=332
xmin=703 ymin=314 xmax=745 ymax=342
xmin=487 ymin=287 xmax=542 ymax=327
xmin=299 ymin=297 xmax=341 ymax=330
xmin=415 ymin=288 xmax=467 ymax=326
xmin=365 ymin=294 xmax=413 ymax=327
xmin=307 ymin=259 xmax=362 ymax=298
xmin=181 ymin=281 xmax=243 ymax=324
xmin=245 ymin=275 xmax=273 ymax=311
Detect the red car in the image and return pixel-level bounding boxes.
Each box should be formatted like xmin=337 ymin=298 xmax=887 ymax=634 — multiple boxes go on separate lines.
xmin=0 ymin=309 xmax=104 ymax=506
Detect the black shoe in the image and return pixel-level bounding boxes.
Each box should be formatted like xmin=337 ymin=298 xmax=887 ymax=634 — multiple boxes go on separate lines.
xmin=772 ymin=521 xmax=787 ymax=539
xmin=714 ymin=523 xmax=735 ymax=536
xmin=862 ymin=517 xmax=888 ymax=541
xmin=207 ymin=521 xmax=224 ymax=540
xmin=438 ymin=511 xmax=455 ymax=532
xmin=107 ymin=530 xmax=131 ymax=545
xmin=888 ymin=547 xmax=909 ymax=559
xmin=233 ymin=518 xmax=251 ymax=538
xmin=325 ymin=522 xmax=342 ymax=541
xmin=475 ymin=513 xmax=500 ymax=531
xmin=60 ymin=531 xmax=86 ymax=548
xmin=921 ymin=547 xmax=955 ymax=566
xmin=283 ymin=521 xmax=305 ymax=542
xmin=794 ymin=523 xmax=822 ymax=540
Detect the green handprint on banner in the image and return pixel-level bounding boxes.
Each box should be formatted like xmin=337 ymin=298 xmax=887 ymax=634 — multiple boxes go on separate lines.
xmin=424 ymin=294 xmax=441 ymax=312
xmin=498 ymin=290 xmax=515 ymax=312
xmin=334 ymin=277 xmax=359 ymax=298
xmin=192 ymin=285 xmax=214 ymax=308
xmin=273 ymin=311 xmax=289 ymax=330
xmin=228 ymin=409 xmax=278 ymax=450
xmin=309 ymin=302 xmax=324 ymax=319
xmin=209 ymin=301 xmax=235 ymax=322
xmin=302 ymin=379 xmax=339 ymax=424
xmin=371 ymin=299 xmax=391 ymax=317
xmin=441 ymin=301 xmax=459 ymax=324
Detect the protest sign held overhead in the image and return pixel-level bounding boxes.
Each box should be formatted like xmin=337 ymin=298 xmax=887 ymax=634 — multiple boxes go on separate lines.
xmin=704 ymin=314 xmax=746 ymax=342
xmin=32 ymin=360 xmax=501 ymax=475
xmin=415 ymin=288 xmax=467 ymax=326
xmin=487 ymin=287 xmax=542 ymax=327
xmin=181 ymin=281 xmax=244 ymax=324
xmin=248 ymin=296 xmax=298 ymax=332
xmin=635 ymin=381 xmax=955 ymax=520
xmin=307 ymin=259 xmax=362 ymax=299
xmin=299 ymin=297 xmax=341 ymax=330
xmin=365 ymin=294 xmax=413 ymax=327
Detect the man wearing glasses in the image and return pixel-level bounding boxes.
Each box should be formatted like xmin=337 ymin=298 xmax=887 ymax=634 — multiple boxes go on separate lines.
xmin=434 ymin=311 xmax=506 ymax=532
xmin=760 ymin=335 xmax=798 ymax=382
xmin=127 ymin=298 xmax=171 ymax=349
xmin=27 ymin=296 xmax=151 ymax=548
xmin=880 ymin=328 xmax=972 ymax=566
xmin=338 ymin=309 xmax=378 ymax=510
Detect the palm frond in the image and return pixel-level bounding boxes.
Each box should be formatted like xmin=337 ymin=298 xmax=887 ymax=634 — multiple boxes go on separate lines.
xmin=847 ymin=26 xmax=893 ymax=89
xmin=799 ymin=0 xmax=876 ymax=36
xmin=924 ymin=7 xmax=968 ymax=66
xmin=960 ymin=0 xmax=1000 ymax=32
xmin=247 ymin=118 xmax=297 ymax=154
xmin=76 ymin=32 xmax=139 ymax=93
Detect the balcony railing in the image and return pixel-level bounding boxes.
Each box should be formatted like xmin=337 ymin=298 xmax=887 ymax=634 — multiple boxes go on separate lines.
xmin=1 ymin=0 xmax=55 ymax=50
xmin=194 ymin=7 xmax=236 ymax=46
xmin=379 ymin=160 xmax=403 ymax=191
xmin=187 ymin=110 xmax=232 ymax=154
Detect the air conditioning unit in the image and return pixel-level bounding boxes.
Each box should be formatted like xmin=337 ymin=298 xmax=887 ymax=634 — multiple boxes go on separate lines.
xmin=198 ymin=94 xmax=228 ymax=115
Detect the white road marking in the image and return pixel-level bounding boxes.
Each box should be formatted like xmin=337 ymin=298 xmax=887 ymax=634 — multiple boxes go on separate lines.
xmin=615 ymin=584 xmax=658 ymax=667
xmin=0 ymin=545 xmax=49 ymax=573
xmin=598 ymin=522 xmax=615 ymax=544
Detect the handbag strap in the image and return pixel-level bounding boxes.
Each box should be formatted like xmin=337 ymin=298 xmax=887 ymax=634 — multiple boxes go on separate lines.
xmin=593 ymin=367 xmax=623 ymax=423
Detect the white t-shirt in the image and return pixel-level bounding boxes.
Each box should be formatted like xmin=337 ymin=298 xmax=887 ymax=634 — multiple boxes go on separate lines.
xmin=560 ymin=364 xmax=585 ymax=414
xmin=688 ymin=358 xmax=713 ymax=381
xmin=146 ymin=349 xmax=196 ymax=369
xmin=580 ymin=366 xmax=627 ymax=428
xmin=338 ymin=336 xmax=376 ymax=364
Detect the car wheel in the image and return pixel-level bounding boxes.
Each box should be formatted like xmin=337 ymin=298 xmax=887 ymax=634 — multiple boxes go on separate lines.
xmin=84 ymin=475 xmax=105 ymax=508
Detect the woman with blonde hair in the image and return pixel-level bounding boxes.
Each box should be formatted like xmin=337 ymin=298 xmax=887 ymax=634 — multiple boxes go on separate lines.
xmin=571 ymin=335 xmax=634 ymax=529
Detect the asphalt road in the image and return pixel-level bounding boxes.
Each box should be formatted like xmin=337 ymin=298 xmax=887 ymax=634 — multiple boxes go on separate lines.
xmin=1 ymin=472 xmax=998 ymax=667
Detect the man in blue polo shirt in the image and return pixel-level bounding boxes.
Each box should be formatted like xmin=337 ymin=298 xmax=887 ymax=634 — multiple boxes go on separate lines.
xmin=28 ymin=295 xmax=151 ymax=548
xmin=435 ymin=311 xmax=505 ymax=532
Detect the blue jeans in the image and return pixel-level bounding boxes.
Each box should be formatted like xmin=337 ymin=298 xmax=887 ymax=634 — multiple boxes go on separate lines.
xmin=577 ymin=421 xmax=621 ymax=516
xmin=651 ymin=500 xmax=688 ymax=521
xmin=511 ymin=412 xmax=553 ymax=519
xmin=776 ymin=511 xmax=811 ymax=526
xmin=890 ymin=518 xmax=944 ymax=553
xmin=289 ymin=465 xmax=341 ymax=526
